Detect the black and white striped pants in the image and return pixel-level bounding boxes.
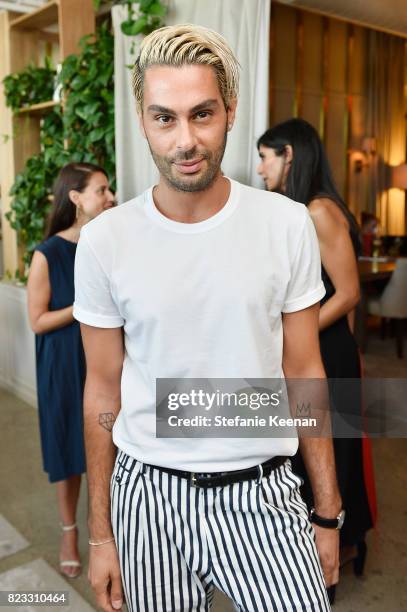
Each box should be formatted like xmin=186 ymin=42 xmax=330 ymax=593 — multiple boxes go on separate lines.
xmin=111 ymin=451 xmax=331 ymax=612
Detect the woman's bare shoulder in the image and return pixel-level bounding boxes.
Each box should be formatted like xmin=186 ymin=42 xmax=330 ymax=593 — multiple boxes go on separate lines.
xmin=308 ymin=197 xmax=349 ymax=229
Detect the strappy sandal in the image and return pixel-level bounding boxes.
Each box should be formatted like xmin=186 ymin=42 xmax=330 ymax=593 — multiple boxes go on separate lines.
xmin=59 ymin=522 xmax=82 ymax=579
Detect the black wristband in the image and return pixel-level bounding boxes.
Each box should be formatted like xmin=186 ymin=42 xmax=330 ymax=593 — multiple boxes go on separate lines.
xmin=310 ymin=508 xmax=346 ymax=530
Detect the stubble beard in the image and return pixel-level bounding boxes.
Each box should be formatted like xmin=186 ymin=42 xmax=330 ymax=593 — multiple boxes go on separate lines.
xmin=148 ymin=129 xmax=228 ymax=193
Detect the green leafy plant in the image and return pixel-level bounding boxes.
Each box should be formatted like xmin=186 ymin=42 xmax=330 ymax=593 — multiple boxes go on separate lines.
xmin=3 ymin=58 xmax=56 ymax=112
xmin=41 ymin=107 xmax=69 ymax=169
xmin=94 ymin=0 xmax=166 ymax=36
xmin=6 ymin=25 xmax=115 ymax=277
xmin=5 ymin=111 xmax=65 ymax=270
xmin=60 ymin=23 xmax=116 ymax=184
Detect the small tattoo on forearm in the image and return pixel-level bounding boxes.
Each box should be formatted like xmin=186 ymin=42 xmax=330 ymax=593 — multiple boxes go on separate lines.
xmin=99 ymin=413 xmax=116 ymax=431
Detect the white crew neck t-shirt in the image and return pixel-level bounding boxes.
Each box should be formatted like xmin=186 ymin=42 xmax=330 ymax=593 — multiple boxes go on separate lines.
xmin=73 ymin=179 xmax=325 ymax=471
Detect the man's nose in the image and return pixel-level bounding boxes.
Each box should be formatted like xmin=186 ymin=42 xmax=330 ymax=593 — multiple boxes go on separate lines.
xmin=175 ymin=120 xmax=198 ymax=153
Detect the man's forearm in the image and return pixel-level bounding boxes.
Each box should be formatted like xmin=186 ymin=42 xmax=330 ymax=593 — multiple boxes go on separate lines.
xmin=84 ymin=384 xmax=121 ymax=540
xmin=282 ymin=336 xmax=342 ymax=517
xmin=291 ymin=375 xmax=340 ymax=512
xmin=299 ymin=437 xmax=341 ymax=516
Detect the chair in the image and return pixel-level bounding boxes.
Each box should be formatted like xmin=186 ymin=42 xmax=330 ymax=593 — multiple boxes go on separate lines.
xmin=368 ymin=258 xmax=407 ymax=358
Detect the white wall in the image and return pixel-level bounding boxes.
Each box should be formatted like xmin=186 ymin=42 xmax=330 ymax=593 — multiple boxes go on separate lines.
xmin=0 ymin=282 xmax=37 ymax=408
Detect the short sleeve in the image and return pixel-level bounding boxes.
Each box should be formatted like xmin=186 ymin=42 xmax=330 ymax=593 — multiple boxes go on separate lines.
xmin=34 ymin=240 xmax=53 ymax=265
xmin=73 ymin=229 xmax=124 ymax=328
xmin=35 ymin=241 xmax=47 ymax=257
xmin=282 ymin=211 xmax=325 ymax=313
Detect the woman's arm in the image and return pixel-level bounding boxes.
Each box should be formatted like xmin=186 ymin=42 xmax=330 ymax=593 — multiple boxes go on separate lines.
xmin=308 ymin=198 xmax=360 ymax=332
xmin=27 ymin=250 xmax=74 ymax=334
xmin=347 ymin=310 xmax=356 ymax=333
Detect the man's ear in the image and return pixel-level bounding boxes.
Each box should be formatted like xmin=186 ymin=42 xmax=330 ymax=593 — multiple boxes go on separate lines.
xmin=284 ymin=144 xmax=293 ymax=164
xmin=226 ymin=98 xmax=237 ymax=131
xmin=138 ymin=111 xmax=147 ymax=139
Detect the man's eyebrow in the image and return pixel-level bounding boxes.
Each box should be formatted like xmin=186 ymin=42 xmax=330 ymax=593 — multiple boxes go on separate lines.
xmin=190 ymin=99 xmax=220 ymax=113
xmin=146 ymin=99 xmax=220 ymax=115
xmin=147 ymin=104 xmax=175 ymax=114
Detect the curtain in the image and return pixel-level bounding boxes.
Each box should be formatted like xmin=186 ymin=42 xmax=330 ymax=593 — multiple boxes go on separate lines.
xmin=113 ymin=0 xmax=271 ymax=203
xmin=366 ymin=32 xmax=406 ymax=234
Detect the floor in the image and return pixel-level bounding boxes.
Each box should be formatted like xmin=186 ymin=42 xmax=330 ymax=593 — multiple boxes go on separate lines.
xmin=0 ymin=328 xmax=406 ymax=611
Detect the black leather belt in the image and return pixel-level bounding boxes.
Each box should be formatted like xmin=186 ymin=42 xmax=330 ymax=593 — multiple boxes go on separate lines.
xmin=144 ymin=455 xmax=288 ymax=488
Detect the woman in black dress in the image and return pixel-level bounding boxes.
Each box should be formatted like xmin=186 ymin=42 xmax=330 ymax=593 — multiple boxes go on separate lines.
xmin=27 ymin=163 xmax=114 ymax=577
xmin=257 ymin=118 xmax=375 ymax=601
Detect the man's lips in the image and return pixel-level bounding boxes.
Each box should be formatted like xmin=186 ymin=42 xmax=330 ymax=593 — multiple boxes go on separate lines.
xmin=173 ymin=158 xmax=204 ymax=174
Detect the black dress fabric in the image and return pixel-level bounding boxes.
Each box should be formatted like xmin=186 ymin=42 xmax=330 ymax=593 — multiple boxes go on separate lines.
xmin=291 ymin=229 xmax=374 ymax=546
xmin=34 ymin=235 xmax=86 ymax=483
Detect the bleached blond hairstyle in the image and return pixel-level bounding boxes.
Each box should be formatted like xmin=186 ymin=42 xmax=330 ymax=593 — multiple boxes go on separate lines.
xmin=133 ymin=24 xmax=240 ymax=112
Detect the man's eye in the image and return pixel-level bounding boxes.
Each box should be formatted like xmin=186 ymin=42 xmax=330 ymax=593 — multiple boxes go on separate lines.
xmin=196 ymin=111 xmax=210 ymax=119
xmin=157 ymin=115 xmax=172 ymax=124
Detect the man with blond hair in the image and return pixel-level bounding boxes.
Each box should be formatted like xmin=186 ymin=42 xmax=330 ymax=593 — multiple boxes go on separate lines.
xmin=74 ymin=24 xmax=342 ymax=612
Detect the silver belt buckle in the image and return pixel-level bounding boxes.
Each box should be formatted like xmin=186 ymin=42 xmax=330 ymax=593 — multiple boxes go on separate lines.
xmin=191 ymin=473 xmax=198 ymax=487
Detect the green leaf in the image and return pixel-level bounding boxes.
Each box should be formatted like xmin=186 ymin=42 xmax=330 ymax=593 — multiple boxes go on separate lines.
xmin=121 ymin=19 xmax=136 ymax=36
xmin=121 ymin=15 xmax=148 ymax=36
xmin=89 ymin=127 xmax=105 ymax=142
xmin=139 ymin=0 xmax=154 ymax=10
xmin=148 ymin=2 xmax=166 ymax=16
xmin=70 ymin=75 xmax=86 ymax=90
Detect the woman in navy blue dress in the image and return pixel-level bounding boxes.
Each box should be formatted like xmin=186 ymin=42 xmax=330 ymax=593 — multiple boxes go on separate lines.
xmin=27 ymin=163 xmax=114 ymax=577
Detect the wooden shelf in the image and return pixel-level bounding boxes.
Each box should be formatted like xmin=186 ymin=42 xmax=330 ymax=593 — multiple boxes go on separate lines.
xmin=10 ymin=1 xmax=58 ymax=31
xmin=16 ymin=99 xmax=60 ymax=117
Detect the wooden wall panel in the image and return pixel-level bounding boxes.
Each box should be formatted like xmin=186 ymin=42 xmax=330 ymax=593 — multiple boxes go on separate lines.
xmin=383 ymin=38 xmax=406 ymax=233
xmin=273 ymin=91 xmax=296 ymax=124
xmin=326 ymin=20 xmax=347 ymax=93
xmin=349 ymin=27 xmax=367 ymax=98
xmin=13 ymin=116 xmax=41 ymax=175
xmin=9 ymin=29 xmax=40 ymax=72
xmin=348 ymin=26 xmax=368 ymax=218
xmin=348 ymin=27 xmax=368 ymax=149
xmin=59 ymin=0 xmax=95 ymax=59
xmin=271 ymin=4 xmax=297 ymax=124
xmin=348 ymin=96 xmax=369 ymax=217
xmin=301 ymin=94 xmax=322 ymax=133
xmin=325 ymin=19 xmax=348 ymax=197
xmin=302 ymin=13 xmax=323 ymax=92
xmin=302 ymin=13 xmax=323 ymax=132
xmin=326 ymin=95 xmax=348 ymax=197
xmin=269 ymin=3 xmax=406 ymax=229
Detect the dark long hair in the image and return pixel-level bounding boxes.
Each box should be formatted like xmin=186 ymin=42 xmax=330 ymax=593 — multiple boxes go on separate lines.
xmin=257 ymin=118 xmax=359 ymax=235
xmin=46 ymin=162 xmax=108 ymax=239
